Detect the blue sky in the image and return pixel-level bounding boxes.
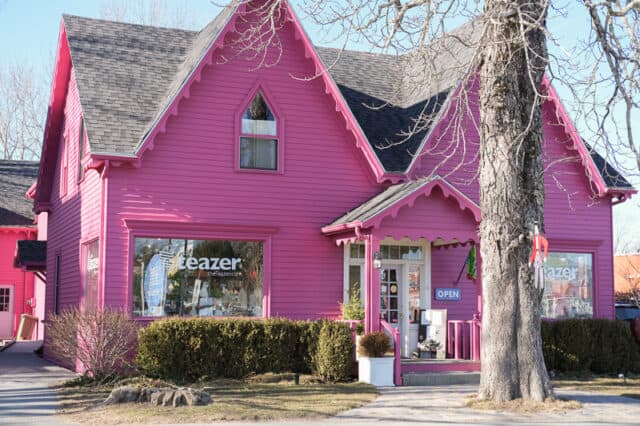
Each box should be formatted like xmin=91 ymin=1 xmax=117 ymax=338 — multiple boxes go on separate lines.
xmin=0 ymin=0 xmax=637 ymax=249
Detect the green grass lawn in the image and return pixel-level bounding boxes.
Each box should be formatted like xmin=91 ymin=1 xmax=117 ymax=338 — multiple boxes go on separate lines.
xmin=56 ymin=374 xmax=378 ymax=424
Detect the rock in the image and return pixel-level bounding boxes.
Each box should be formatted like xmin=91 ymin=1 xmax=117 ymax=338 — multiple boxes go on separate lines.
xmin=149 ymin=390 xmax=166 ymax=406
xmin=161 ymin=390 xmax=175 ymax=406
xmin=187 ymin=389 xmax=212 ymax=406
xmin=104 ymin=386 xmax=141 ymax=404
xmin=104 ymin=385 xmax=212 ymax=407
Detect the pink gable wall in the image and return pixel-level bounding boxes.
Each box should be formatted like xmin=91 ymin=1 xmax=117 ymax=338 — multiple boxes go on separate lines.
xmin=0 ymin=229 xmax=35 ymax=338
xmin=102 ymin=19 xmax=380 ymax=319
xmin=411 ymin=84 xmax=616 ymax=319
xmin=44 ymin=69 xmax=103 ymax=318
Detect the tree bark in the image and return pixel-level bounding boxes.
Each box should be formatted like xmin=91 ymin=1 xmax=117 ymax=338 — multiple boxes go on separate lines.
xmin=477 ymin=0 xmax=554 ymax=402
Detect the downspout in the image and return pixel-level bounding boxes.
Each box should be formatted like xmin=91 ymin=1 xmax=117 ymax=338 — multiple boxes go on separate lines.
xmin=99 ymin=160 xmax=110 ymax=310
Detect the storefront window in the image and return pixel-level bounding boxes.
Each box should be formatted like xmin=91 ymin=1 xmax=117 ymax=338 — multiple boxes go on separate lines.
xmin=541 ymin=252 xmax=593 ymax=319
xmin=133 ymin=238 xmax=263 ymax=318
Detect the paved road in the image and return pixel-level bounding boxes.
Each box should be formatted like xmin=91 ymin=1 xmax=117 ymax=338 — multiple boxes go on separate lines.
xmin=0 ymin=341 xmax=75 ymax=426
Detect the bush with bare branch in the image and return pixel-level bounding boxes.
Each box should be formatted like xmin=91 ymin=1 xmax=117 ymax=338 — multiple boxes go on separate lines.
xmin=45 ymin=308 xmax=138 ymax=379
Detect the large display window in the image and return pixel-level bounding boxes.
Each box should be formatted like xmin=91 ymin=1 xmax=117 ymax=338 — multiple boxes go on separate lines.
xmin=542 ymin=252 xmax=593 ymax=319
xmin=133 ymin=238 xmax=263 ymax=318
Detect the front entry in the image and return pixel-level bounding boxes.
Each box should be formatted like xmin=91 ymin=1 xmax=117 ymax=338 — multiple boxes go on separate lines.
xmin=345 ymin=240 xmax=430 ymax=358
xmin=0 ymin=285 xmax=14 ymax=338
xmin=380 ymin=262 xmax=425 ymax=357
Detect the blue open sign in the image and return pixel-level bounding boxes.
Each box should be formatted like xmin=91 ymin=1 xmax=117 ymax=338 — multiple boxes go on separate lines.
xmin=434 ymin=288 xmax=461 ymax=301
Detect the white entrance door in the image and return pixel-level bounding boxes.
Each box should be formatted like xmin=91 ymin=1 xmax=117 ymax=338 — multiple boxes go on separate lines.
xmin=380 ymin=266 xmax=408 ymax=355
xmin=0 ymin=286 xmax=14 ymax=338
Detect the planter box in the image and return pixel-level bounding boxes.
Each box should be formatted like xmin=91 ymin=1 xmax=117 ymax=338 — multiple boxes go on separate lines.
xmin=358 ymin=356 xmax=394 ymax=386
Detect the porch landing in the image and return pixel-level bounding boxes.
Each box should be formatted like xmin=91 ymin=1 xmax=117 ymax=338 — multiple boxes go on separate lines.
xmin=401 ymin=358 xmax=480 ymax=374
xmin=401 ymin=359 xmax=480 ymax=386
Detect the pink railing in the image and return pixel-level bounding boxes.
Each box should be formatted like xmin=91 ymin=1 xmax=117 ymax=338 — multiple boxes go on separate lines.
xmin=447 ymin=314 xmax=481 ymax=360
xmin=380 ymin=319 xmax=402 ymax=386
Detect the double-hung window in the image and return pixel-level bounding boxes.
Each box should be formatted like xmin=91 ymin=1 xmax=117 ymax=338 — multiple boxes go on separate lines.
xmin=239 ymin=93 xmax=278 ymax=170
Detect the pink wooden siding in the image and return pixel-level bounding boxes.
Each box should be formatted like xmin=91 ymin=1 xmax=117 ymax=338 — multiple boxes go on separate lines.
xmin=0 ymin=229 xmax=35 ymax=337
xmin=430 ymin=245 xmax=480 ymax=320
xmin=376 ymin=186 xmax=479 ymax=243
xmin=412 ymin=85 xmax=616 ymax=319
xmin=44 ymin=69 xmax=103 ymax=318
xmin=102 ymin=20 xmax=380 ymax=319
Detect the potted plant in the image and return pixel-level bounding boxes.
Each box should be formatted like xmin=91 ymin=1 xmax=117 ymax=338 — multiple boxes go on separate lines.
xmin=417 ymin=339 xmax=441 ymax=359
xmin=357 ymin=331 xmax=394 ymax=386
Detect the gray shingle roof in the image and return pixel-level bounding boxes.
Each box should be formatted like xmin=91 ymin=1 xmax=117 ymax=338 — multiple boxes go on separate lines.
xmin=328 ymin=178 xmax=440 ymax=227
xmin=327 ymin=176 xmax=479 ymax=228
xmin=0 ymin=160 xmax=38 ymax=226
xmin=60 ymin=10 xmax=633 ymax=190
xmin=582 ymin=141 xmax=634 ymax=190
xmin=64 ymin=5 xmax=236 ymax=155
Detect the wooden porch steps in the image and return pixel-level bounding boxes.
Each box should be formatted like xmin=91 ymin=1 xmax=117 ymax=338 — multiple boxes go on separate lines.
xmin=401 ymin=359 xmax=480 ymax=386
xmin=403 ymin=371 xmax=480 ymax=386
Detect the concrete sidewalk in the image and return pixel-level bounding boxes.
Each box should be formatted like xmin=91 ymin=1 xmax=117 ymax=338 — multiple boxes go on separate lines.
xmin=0 ymin=341 xmax=76 ymax=426
xmin=170 ymin=385 xmax=640 ymax=426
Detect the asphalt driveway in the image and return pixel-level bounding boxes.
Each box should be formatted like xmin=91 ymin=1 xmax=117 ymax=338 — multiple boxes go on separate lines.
xmin=0 ymin=341 xmax=75 ymax=426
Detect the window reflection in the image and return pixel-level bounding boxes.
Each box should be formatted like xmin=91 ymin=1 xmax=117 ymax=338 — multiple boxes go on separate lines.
xmin=542 ymin=252 xmax=593 ymax=319
xmin=133 ymin=238 xmax=263 ymax=318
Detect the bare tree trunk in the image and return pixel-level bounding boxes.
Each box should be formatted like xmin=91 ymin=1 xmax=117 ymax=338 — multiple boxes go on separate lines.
xmin=477 ymin=0 xmax=554 ymax=402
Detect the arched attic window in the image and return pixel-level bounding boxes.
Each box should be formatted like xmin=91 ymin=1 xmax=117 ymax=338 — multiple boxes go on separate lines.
xmin=240 ymin=92 xmax=278 ymax=171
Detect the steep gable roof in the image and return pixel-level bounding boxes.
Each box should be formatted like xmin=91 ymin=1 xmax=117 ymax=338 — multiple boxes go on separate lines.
xmin=0 ymin=160 xmax=39 ymax=226
xmin=54 ymin=4 xmax=633 ymax=196
xmin=63 ymin=4 xmax=237 ymax=155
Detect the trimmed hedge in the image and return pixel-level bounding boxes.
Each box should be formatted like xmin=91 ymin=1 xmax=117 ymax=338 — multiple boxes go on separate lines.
xmin=136 ymin=318 xmax=353 ymax=383
xmin=542 ymin=318 xmax=640 ymax=374
xmin=315 ymin=321 xmax=355 ymax=381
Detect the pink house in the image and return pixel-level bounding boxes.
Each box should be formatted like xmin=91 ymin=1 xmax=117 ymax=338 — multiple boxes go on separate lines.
xmin=28 ymin=1 xmax=636 ymax=382
xmin=0 ymin=160 xmax=44 ymax=341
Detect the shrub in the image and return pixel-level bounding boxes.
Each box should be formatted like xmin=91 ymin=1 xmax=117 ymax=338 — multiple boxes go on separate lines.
xmin=314 ymin=321 xmax=354 ymax=382
xmin=45 ymin=307 xmax=138 ymax=379
xmin=358 ymin=332 xmax=391 ymax=357
xmin=136 ymin=317 xmax=353 ymax=383
xmin=541 ymin=318 xmax=640 ymax=374
xmin=340 ymin=288 xmax=365 ymax=321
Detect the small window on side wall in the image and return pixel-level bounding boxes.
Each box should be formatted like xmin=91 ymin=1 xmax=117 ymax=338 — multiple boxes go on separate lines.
xmin=78 ymin=118 xmax=86 ymax=182
xmin=240 ymin=93 xmax=278 ymax=171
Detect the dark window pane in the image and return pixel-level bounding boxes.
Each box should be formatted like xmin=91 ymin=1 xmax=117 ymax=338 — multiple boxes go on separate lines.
xmin=240 ymin=137 xmax=277 ymax=170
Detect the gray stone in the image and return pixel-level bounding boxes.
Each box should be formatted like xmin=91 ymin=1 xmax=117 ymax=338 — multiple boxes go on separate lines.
xmin=149 ymin=390 xmax=166 ymax=406
xmin=104 ymin=386 xmax=141 ymax=404
xmin=103 ymin=385 xmax=212 ymax=407
xmin=172 ymin=389 xmax=186 ymax=407
xmin=161 ymin=390 xmax=175 ymax=407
